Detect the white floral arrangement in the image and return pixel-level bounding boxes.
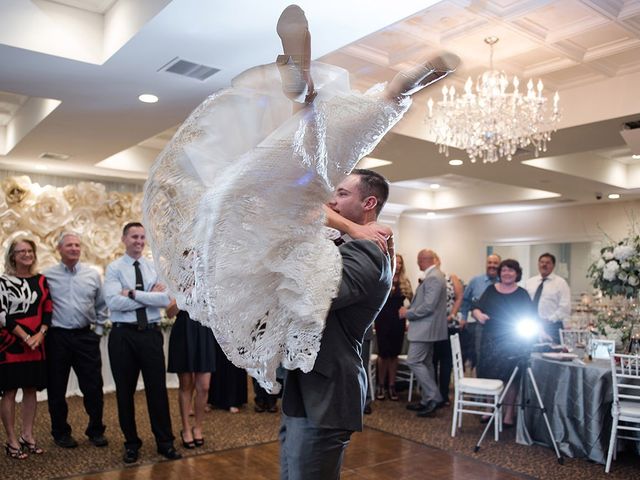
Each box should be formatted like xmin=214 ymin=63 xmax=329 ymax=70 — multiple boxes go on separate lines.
xmin=588 ymin=235 xmax=640 ymax=298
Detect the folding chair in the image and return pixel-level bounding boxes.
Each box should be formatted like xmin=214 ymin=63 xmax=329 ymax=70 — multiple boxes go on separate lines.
xmin=450 ymin=333 xmax=504 ymax=440
xmin=605 ymin=354 xmax=640 ymax=473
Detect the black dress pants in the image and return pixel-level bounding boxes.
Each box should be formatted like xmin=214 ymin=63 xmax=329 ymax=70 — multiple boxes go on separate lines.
xmin=108 ymin=325 xmax=174 ymax=451
xmin=45 ymin=327 xmax=105 ymax=440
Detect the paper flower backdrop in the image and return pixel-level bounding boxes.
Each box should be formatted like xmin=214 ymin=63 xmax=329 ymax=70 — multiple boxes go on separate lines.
xmin=0 ymin=175 xmax=144 ymax=274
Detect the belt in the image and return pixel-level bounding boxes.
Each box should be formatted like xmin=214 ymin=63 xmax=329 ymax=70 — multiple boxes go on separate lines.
xmin=49 ymin=326 xmax=91 ymax=333
xmin=112 ymin=322 xmax=160 ymax=331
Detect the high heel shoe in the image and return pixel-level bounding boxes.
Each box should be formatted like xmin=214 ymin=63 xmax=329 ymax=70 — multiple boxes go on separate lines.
xmin=5 ymin=443 xmax=28 ymax=459
xmin=19 ymin=436 xmax=43 ymax=454
xmin=375 ymin=385 xmax=386 ymax=401
xmin=192 ymin=427 xmax=204 ymax=448
xmin=180 ymin=430 xmax=195 ymax=449
xmin=388 ymin=385 xmax=399 ymax=401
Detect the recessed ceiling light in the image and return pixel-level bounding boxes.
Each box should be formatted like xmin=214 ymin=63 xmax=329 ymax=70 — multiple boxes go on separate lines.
xmin=34 ymin=164 xmax=49 ymax=171
xmin=608 ymin=193 xmax=621 ymax=199
xmin=429 ymin=183 xmax=440 ymax=189
xmin=633 ymin=155 xmax=640 ymax=160
xmin=426 ymin=212 xmax=436 ymax=218
xmin=138 ymin=94 xmax=159 ymax=103
xmin=449 ymin=159 xmax=463 ymax=166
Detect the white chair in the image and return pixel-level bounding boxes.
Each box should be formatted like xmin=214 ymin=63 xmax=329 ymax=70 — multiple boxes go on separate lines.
xmin=559 ymin=329 xmax=590 ymax=349
xmin=367 ymin=353 xmax=378 ymax=402
xmin=450 ymin=333 xmax=504 ymax=440
xmin=591 ymin=339 xmax=616 ymax=359
xmin=605 ymin=354 xmax=640 ymax=473
xmin=397 ymin=354 xmax=416 ymax=402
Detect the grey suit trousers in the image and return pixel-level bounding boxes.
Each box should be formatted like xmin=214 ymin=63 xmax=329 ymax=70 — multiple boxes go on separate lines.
xmin=406 ymin=341 xmax=443 ymax=405
xmin=279 ymin=414 xmax=352 ymax=480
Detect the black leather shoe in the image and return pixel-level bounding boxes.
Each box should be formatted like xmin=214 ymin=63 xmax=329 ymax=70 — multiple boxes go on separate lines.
xmin=54 ymin=435 xmax=78 ymax=448
xmin=406 ymin=402 xmax=427 ymax=412
xmin=416 ymin=400 xmax=438 ymax=418
xmin=158 ymin=446 xmax=182 ymax=460
xmin=363 ymin=403 xmax=372 ymax=415
xmin=89 ymin=435 xmax=108 ymax=447
xmin=123 ymin=448 xmax=139 ymax=464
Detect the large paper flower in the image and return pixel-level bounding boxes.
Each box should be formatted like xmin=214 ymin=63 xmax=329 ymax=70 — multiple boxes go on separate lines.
xmin=23 ymin=186 xmax=71 ymax=237
xmin=83 ymin=222 xmax=122 ymax=262
xmin=0 ymin=209 xmax=23 ymax=235
xmin=2 ymin=176 xmax=36 ymax=209
xmin=106 ymin=192 xmax=133 ymax=222
xmin=77 ymin=182 xmax=108 ymax=210
xmin=130 ymin=192 xmax=143 ymax=220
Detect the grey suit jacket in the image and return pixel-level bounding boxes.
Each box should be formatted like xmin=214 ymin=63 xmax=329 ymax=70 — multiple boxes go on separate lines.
xmin=406 ymin=266 xmax=448 ymax=342
xmin=282 ymin=239 xmax=392 ymax=432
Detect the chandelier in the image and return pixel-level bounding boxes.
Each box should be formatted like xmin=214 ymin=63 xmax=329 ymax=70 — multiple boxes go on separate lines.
xmin=426 ymin=36 xmax=560 ymax=163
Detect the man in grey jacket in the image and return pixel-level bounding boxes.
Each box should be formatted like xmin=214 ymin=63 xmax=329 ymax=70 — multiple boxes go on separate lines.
xmin=399 ymin=249 xmax=448 ymax=417
xmin=279 ymin=169 xmax=393 ymax=480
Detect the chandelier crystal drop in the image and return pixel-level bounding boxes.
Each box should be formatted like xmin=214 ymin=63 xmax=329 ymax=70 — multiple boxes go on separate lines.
xmin=427 ymin=36 xmax=560 ymax=164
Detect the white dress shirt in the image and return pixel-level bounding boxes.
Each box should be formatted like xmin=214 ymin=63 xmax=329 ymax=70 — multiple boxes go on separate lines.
xmin=104 ymin=254 xmax=170 ymax=324
xmin=525 ymin=273 xmax=571 ymax=323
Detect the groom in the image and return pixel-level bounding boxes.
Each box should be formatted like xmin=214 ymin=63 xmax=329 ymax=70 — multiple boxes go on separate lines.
xmin=279 ymin=169 xmax=393 ymax=480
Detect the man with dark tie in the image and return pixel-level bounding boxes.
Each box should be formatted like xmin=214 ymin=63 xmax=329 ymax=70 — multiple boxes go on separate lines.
xmin=45 ymin=232 xmax=109 ymax=449
xmin=525 ymin=252 xmax=571 ymax=344
xmin=104 ymin=222 xmax=180 ymax=463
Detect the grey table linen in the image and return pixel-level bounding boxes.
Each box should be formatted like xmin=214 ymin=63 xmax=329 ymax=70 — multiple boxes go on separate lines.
xmin=516 ymin=354 xmax=614 ymax=464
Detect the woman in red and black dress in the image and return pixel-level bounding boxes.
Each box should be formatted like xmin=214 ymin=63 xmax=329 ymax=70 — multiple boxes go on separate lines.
xmin=0 ymin=238 xmax=51 ymax=459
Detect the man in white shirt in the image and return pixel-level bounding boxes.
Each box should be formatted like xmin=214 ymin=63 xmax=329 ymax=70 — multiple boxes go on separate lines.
xmin=525 ymin=252 xmax=571 ymax=344
xmin=104 ymin=222 xmax=180 ymax=464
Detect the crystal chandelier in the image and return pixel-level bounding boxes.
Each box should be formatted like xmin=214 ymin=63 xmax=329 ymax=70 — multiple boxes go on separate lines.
xmin=427 ymin=36 xmax=560 ymax=163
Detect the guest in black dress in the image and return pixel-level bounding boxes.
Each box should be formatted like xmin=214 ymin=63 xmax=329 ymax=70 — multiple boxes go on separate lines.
xmin=167 ymin=302 xmax=216 ymax=448
xmin=0 ymin=238 xmax=51 ymax=459
xmin=473 ymin=258 xmax=538 ymax=426
xmin=374 ymin=254 xmax=413 ymax=401
xmin=208 ymin=334 xmax=247 ymax=413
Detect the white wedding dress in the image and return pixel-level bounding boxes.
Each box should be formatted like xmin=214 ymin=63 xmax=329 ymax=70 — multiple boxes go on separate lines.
xmin=143 ymin=62 xmax=410 ymax=392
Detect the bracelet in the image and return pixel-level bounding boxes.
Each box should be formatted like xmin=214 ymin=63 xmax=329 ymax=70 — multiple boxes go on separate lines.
xmin=40 ymin=329 xmax=47 ymax=336
xmin=24 ymin=334 xmax=31 ymax=342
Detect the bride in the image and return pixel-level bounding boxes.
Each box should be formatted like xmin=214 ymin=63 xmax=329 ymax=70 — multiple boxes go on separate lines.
xmin=143 ymin=4 xmax=458 ymax=392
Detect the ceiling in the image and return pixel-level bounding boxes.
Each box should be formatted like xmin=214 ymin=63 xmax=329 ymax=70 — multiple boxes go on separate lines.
xmin=1 ymin=0 xmax=640 ymax=219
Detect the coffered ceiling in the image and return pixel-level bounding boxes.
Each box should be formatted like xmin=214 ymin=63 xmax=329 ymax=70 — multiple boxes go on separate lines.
xmin=0 ymin=0 xmax=639 ymax=218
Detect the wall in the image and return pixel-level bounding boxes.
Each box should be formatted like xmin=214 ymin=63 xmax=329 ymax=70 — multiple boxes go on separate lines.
xmin=396 ymin=200 xmax=640 ymax=287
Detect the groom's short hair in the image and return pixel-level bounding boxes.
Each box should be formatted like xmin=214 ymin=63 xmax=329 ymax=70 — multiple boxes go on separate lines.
xmin=352 ymin=168 xmax=389 ymax=217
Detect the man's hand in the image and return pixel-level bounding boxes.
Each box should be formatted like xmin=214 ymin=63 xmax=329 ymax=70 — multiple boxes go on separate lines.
xmin=473 ymin=309 xmax=490 ymax=325
xmin=398 ymin=306 xmax=408 ymax=319
xmin=121 ymin=289 xmax=131 ymax=297
xmin=151 ymin=283 xmax=166 ymax=292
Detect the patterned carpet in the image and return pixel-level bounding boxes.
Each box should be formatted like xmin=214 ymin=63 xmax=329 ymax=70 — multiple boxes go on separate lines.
xmin=2 ymin=389 xmax=638 ymax=479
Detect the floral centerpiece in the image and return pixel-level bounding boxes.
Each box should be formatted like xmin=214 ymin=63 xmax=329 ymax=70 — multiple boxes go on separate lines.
xmin=588 ymin=231 xmax=640 ymax=348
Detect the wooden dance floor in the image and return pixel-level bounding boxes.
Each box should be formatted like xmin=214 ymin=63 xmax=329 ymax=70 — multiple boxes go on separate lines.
xmin=71 ymin=428 xmax=529 ymax=480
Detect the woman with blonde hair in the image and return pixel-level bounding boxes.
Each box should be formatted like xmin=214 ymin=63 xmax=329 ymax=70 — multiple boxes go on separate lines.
xmin=373 ymin=253 xmax=413 ymax=400
xmin=0 ymin=238 xmax=51 ymax=459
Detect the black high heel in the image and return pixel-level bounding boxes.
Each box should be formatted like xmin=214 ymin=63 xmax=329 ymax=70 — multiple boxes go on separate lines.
xmin=376 ymin=385 xmax=386 ymax=400
xmin=180 ymin=430 xmax=195 ymax=449
xmin=19 ymin=436 xmax=43 ymax=454
xmin=6 ymin=442 xmax=28 ymax=459
xmin=192 ymin=427 xmax=204 ymax=447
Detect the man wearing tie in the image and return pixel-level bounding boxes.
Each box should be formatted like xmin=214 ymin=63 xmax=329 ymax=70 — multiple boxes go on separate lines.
xmin=104 ymin=222 xmax=180 ymax=463
xmin=525 ymin=252 xmax=571 ymax=344
xmin=399 ymin=249 xmax=448 ymax=417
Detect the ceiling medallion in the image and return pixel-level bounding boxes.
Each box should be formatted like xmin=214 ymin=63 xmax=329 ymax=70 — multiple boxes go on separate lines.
xmin=427 ymin=36 xmax=560 ymax=164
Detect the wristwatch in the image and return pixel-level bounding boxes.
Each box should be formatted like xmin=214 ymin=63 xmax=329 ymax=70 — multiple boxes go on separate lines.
xmin=128 ymin=290 xmax=136 ymax=300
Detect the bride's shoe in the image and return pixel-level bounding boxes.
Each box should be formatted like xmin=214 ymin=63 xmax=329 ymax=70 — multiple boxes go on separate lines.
xmin=276 ymin=5 xmax=315 ymax=104
xmin=387 ymin=52 xmax=460 ymax=98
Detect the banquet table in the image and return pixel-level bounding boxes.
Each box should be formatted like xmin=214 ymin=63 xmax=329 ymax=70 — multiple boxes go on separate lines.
xmin=516 ymin=353 xmax=615 ymax=464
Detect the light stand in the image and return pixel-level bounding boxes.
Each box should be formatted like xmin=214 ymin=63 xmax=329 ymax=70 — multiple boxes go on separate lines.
xmin=474 ymin=354 xmax=563 ymax=464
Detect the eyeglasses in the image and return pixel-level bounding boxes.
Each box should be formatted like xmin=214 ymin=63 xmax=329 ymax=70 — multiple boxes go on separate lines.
xmin=14 ymin=249 xmax=34 ymax=256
